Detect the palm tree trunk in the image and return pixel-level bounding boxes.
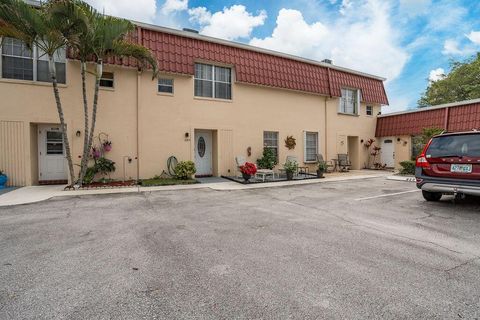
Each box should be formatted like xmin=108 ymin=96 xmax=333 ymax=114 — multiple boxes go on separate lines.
xmin=49 ymin=56 xmax=75 ymax=186
xmin=86 ymin=60 xmax=102 ymax=167
xmin=78 ymin=61 xmax=90 ymax=185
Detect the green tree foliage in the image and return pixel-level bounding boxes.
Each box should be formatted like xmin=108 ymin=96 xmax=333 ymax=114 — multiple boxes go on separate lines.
xmin=257 ymin=148 xmax=278 ymax=169
xmin=419 ymin=53 xmax=480 ymax=107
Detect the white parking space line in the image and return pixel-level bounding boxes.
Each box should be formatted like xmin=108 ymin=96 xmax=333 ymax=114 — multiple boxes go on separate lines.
xmin=355 ymin=189 xmax=421 ymax=201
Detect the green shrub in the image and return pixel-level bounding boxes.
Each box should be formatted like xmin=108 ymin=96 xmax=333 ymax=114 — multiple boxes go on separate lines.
xmin=283 ymin=160 xmax=298 ymax=173
xmin=83 ymin=166 xmax=96 ymax=184
xmin=399 ymin=160 xmax=415 ymax=175
xmin=257 ymin=147 xmax=277 ymax=169
xmin=95 ymin=157 xmax=116 ymax=176
xmin=174 ymin=161 xmax=196 ymax=179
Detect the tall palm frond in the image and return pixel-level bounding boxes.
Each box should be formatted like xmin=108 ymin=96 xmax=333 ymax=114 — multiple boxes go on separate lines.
xmin=111 ymin=40 xmax=158 ymax=78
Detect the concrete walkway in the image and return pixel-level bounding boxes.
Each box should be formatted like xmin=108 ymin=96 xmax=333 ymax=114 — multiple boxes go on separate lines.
xmin=0 ymin=170 xmax=391 ymax=207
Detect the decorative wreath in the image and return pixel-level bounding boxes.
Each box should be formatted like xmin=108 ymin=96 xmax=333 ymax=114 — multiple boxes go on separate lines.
xmin=284 ymin=135 xmax=296 ymax=150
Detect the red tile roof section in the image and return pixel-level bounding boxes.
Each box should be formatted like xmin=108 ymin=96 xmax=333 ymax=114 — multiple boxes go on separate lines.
xmin=375 ymin=101 xmax=480 ymax=137
xmin=84 ymin=26 xmax=388 ymax=105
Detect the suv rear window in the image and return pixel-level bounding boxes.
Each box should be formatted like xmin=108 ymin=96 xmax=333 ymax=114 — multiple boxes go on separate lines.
xmin=427 ymin=134 xmax=480 ymax=157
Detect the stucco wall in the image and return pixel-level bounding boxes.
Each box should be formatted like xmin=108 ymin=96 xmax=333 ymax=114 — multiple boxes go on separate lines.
xmin=0 ymin=61 xmax=381 ymax=185
xmin=394 ymin=136 xmax=412 ymax=169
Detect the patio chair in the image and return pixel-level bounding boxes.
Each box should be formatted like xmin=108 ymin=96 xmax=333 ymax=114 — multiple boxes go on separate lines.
xmin=317 ymin=154 xmax=334 ymax=173
xmin=235 ymin=156 xmax=247 ymax=177
xmin=337 ymin=154 xmax=352 ymax=172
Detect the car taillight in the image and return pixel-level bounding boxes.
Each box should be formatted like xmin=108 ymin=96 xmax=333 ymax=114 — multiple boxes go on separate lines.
xmin=416 ymin=138 xmax=433 ymax=168
xmin=416 ymin=156 xmax=430 ymax=168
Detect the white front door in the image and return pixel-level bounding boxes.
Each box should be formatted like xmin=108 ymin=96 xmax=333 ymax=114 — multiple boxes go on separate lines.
xmin=38 ymin=124 xmax=68 ymax=182
xmin=381 ymin=138 xmax=395 ymax=168
xmin=194 ymin=130 xmax=213 ymax=176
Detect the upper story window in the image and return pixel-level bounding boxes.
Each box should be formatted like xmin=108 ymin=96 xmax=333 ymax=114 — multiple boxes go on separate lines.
xmin=366 ymin=105 xmax=373 ymax=116
xmin=99 ymin=72 xmax=114 ymax=88
xmin=194 ymin=63 xmax=231 ymax=100
xmin=158 ymin=78 xmax=173 ymax=94
xmin=1 ymin=37 xmax=66 ymax=84
xmin=339 ymin=88 xmax=360 ymax=115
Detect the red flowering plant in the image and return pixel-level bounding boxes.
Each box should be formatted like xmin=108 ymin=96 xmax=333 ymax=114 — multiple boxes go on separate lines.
xmin=239 ymin=162 xmax=257 ymax=175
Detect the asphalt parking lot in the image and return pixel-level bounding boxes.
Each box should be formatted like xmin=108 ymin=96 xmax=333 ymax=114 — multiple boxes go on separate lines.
xmin=1 ymin=177 xmax=480 ymax=319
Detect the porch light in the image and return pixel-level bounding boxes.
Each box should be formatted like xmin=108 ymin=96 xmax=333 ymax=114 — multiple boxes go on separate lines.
xmin=76 ymin=130 xmax=81 ymax=137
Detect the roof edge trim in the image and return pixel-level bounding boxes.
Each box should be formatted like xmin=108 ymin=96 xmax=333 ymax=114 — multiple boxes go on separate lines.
xmin=379 ymin=98 xmax=480 ymax=118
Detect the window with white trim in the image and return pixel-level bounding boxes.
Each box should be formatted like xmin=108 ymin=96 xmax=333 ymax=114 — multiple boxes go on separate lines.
xmin=158 ymin=78 xmax=173 ymax=93
xmin=99 ymin=72 xmax=114 ymax=88
xmin=339 ymin=88 xmax=360 ymax=115
xmin=1 ymin=37 xmax=66 ymax=83
xmin=304 ymin=132 xmax=318 ymax=162
xmin=263 ymin=131 xmax=279 ymax=160
xmin=194 ymin=63 xmax=231 ymax=99
xmin=366 ymin=105 xmax=373 ymax=116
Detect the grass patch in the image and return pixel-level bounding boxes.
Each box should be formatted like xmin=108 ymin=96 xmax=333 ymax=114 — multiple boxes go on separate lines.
xmin=139 ymin=178 xmax=198 ymax=187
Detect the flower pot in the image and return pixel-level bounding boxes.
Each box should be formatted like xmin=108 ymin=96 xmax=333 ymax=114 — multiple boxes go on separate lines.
xmin=286 ymin=171 xmax=294 ymax=180
xmin=0 ymin=174 xmax=7 ymax=189
xmin=242 ymin=173 xmax=251 ymax=182
xmin=316 ymin=169 xmax=324 ymax=178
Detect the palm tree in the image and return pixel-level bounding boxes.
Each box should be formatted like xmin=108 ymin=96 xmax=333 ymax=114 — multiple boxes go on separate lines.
xmin=0 ymin=0 xmax=87 ymax=186
xmin=59 ymin=2 xmax=158 ymax=185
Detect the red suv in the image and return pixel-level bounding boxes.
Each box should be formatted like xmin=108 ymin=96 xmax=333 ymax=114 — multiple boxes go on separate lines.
xmin=415 ymin=131 xmax=480 ymax=201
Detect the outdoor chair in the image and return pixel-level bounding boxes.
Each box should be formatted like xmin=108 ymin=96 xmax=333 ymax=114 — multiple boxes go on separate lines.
xmin=235 ymin=156 xmax=247 ymax=177
xmin=337 ymin=154 xmax=352 ymax=172
xmin=317 ymin=154 xmax=334 ymax=173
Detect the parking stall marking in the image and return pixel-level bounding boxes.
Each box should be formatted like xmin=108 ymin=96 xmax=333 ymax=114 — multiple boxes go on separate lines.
xmin=355 ymin=189 xmax=421 ymax=201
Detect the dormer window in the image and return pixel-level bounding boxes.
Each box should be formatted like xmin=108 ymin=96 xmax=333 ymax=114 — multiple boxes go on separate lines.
xmin=339 ymin=88 xmax=360 ymax=115
xmin=194 ymin=63 xmax=231 ymax=100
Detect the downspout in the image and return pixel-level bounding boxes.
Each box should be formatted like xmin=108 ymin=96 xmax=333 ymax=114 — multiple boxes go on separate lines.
xmin=444 ymin=107 xmax=450 ymax=132
xmin=325 ymin=68 xmax=333 ymax=158
xmin=136 ymin=26 xmax=142 ymax=190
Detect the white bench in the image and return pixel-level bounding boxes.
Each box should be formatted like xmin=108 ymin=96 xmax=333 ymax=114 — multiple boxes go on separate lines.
xmin=255 ymin=169 xmax=275 ymax=182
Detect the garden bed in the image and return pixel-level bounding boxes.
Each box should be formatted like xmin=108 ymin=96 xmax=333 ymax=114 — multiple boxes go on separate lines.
xmin=139 ymin=178 xmax=198 ymax=187
xmin=222 ymin=174 xmax=319 ymax=184
xmin=79 ymin=180 xmax=137 ymax=189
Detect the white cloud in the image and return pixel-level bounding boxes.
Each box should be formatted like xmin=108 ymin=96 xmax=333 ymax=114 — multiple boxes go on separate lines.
xmin=466 ymin=30 xmax=480 ymax=45
xmin=339 ymin=0 xmax=353 ymax=15
xmin=442 ymin=39 xmax=476 ymax=56
xmin=188 ymin=7 xmax=211 ymax=25
xmin=161 ymin=0 xmax=188 ymax=15
xmin=85 ymin=0 xmax=156 ymax=23
xmin=428 ymin=68 xmax=445 ymax=82
xmin=189 ymin=5 xmax=267 ymax=41
xmin=250 ymin=1 xmax=409 ymax=82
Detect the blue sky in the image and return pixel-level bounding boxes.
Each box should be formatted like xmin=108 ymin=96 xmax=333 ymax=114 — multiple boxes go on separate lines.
xmin=87 ymin=0 xmax=480 ymax=113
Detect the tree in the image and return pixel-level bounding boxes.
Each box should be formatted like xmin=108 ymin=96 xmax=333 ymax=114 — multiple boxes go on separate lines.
xmin=0 ymin=0 xmax=88 ymax=186
xmin=69 ymin=4 xmax=158 ymax=185
xmin=419 ymin=53 xmax=480 ymax=107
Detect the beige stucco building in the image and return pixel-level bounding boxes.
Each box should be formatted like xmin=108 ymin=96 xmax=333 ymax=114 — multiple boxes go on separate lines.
xmin=0 ymin=24 xmax=389 ymax=186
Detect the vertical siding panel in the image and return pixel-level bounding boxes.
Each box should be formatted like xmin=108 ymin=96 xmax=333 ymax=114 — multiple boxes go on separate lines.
xmin=0 ymin=121 xmax=26 ymax=186
xmin=218 ymin=129 xmax=234 ymax=176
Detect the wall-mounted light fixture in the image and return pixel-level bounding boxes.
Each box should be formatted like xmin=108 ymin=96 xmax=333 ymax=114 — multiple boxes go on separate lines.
xmin=360 ymin=139 xmax=364 ymax=143
xmin=76 ymin=130 xmax=81 ymax=137
xmin=185 ymin=132 xmax=189 ymax=138
xmin=397 ymin=138 xmax=401 ymax=142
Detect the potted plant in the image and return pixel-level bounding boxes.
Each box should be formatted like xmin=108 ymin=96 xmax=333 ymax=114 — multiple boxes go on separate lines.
xmin=317 ymin=161 xmax=326 ymax=178
xmin=239 ymin=162 xmax=257 ymax=182
xmin=283 ymin=160 xmax=298 ymax=181
xmin=0 ymin=170 xmax=7 ymax=189
xmin=102 ymin=140 xmax=112 ymax=152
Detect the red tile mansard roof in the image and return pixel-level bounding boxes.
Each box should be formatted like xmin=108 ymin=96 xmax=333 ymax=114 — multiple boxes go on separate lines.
xmin=80 ymin=22 xmax=389 ymax=105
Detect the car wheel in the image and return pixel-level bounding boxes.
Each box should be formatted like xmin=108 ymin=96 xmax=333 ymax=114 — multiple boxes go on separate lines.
xmin=422 ymin=190 xmax=442 ymax=201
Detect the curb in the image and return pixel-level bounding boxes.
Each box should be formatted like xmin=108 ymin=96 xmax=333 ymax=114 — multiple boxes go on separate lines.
xmin=387 ymin=176 xmax=416 ymax=182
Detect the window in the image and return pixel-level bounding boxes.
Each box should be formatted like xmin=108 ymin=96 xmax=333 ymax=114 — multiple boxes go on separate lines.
xmin=263 ymin=131 xmax=279 ymax=160
xmin=194 ymin=63 xmax=231 ymax=99
xmin=366 ymin=105 xmax=373 ymax=116
xmin=158 ymin=78 xmax=173 ymax=94
xmin=1 ymin=37 xmax=66 ymax=83
xmin=46 ymin=131 xmax=64 ymax=155
xmin=304 ymin=132 xmax=318 ymax=162
xmin=99 ymin=72 xmax=114 ymax=88
xmin=339 ymin=88 xmax=359 ymax=115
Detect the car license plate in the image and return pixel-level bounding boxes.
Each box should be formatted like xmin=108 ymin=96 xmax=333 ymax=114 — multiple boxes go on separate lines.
xmin=451 ymin=164 xmax=472 ymax=173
